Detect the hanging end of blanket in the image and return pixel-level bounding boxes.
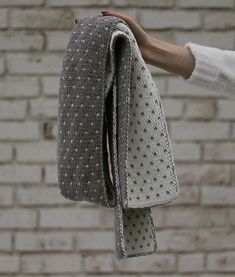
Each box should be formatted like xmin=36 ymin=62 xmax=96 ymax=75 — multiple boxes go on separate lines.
xmin=114 ymin=205 xmax=158 ymax=260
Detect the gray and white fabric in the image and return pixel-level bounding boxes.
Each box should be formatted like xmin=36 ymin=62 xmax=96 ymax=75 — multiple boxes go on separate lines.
xmin=57 ymin=14 xmax=179 ymax=259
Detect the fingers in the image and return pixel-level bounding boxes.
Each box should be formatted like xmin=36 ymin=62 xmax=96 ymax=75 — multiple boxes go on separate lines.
xmin=101 ymin=10 xmax=133 ymax=25
xmin=75 ymin=11 xmax=133 ymax=26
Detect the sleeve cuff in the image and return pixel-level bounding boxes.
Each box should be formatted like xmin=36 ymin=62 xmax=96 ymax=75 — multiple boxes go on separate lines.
xmin=180 ymin=42 xmax=223 ymax=90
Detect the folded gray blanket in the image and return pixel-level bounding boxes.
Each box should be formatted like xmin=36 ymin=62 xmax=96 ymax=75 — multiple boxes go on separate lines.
xmin=57 ymin=14 xmax=179 ymax=259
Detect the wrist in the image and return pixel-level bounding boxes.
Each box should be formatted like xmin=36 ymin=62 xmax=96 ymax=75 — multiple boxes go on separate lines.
xmin=145 ymin=36 xmax=171 ymax=67
xmin=144 ymin=36 xmax=195 ymax=78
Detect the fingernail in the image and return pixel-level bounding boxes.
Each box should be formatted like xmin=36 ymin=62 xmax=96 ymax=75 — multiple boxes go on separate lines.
xmin=101 ymin=10 xmax=109 ymax=14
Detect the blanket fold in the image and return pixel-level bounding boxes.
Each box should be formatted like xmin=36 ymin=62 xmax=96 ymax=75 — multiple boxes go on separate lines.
xmin=57 ymin=14 xmax=179 ymax=259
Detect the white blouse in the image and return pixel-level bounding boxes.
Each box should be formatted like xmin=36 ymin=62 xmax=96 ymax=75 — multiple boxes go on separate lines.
xmin=182 ymin=42 xmax=235 ymax=97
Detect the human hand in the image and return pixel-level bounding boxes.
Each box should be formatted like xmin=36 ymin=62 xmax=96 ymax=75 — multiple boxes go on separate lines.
xmin=75 ymin=11 xmax=153 ymax=63
xmin=101 ymin=11 xmax=154 ymax=63
xmin=75 ymin=12 xmax=195 ymax=78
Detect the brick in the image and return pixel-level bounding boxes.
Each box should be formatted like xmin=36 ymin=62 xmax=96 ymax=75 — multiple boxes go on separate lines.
xmin=176 ymin=164 xmax=230 ymax=185
xmin=0 ymin=100 xmax=27 ymax=119
xmin=0 ymin=56 xmax=4 ymax=75
xmin=0 ymin=186 xmax=13 ymax=206
xmin=178 ymin=253 xmax=204 ymax=272
xmin=0 ymin=165 xmax=41 ymax=184
xmin=76 ymin=231 xmax=114 ymax=250
xmin=151 ymin=208 xmax=165 ymax=228
xmin=231 ymin=164 xmax=235 ymax=183
xmin=15 ymin=232 xmax=73 ymax=251
xmin=7 ymin=53 xmax=63 ymax=74
xmin=52 ymin=121 xmax=58 ymax=138
xmin=0 ymin=121 xmax=40 ymax=141
xmin=0 ymin=233 xmax=11 ymax=250
xmin=75 ymin=7 xmax=138 ymax=19
xmin=99 ymin=206 xmax=118 ymax=229
xmin=185 ymin=99 xmax=215 ymax=119
xmin=115 ymin=253 xmax=176 ymax=272
xmin=170 ymin=121 xmax=229 ymax=141
xmin=0 ymin=31 xmax=43 ymax=51
xmin=30 ymin=98 xmax=58 ymax=118
xmin=40 ymin=208 xmax=101 ymax=228
xmin=202 ymin=186 xmax=235 ymax=205
xmin=46 ymin=31 xmax=71 ymax=51
xmin=48 ymin=0 xmax=109 ymax=6
xmin=229 ymin=210 xmax=235 ymax=225
xmin=113 ymin=0 xmax=174 ymax=7
xmin=198 ymin=228 xmax=235 ymax=251
xmin=172 ymin=142 xmax=201 ymax=161
xmin=0 ymin=0 xmax=43 ymax=6
xmin=141 ymin=273 xmax=195 ymax=277
xmin=157 ymin=229 xmax=200 ymax=251
xmin=173 ymin=185 xmax=200 ymax=205
xmin=43 ymin=121 xmax=58 ymax=140
xmin=44 ymin=165 xmax=58 ymax=184
xmin=162 ymin=98 xmax=183 ymax=119
xmin=16 ymin=141 xmax=56 ymax=162
xmin=0 ymin=208 xmax=36 ymax=229
xmin=42 ymin=76 xmax=60 ymax=96
xmin=204 ymin=143 xmax=235 ymax=161
xmin=0 ymin=77 xmax=39 ymax=98
xmin=202 ymin=273 xmax=234 ymax=277
xmin=0 ymin=9 xmax=7 ymax=29
xmin=204 ymin=12 xmax=235 ymax=30
xmin=16 ymin=186 xmax=69 ymax=206
xmin=163 ymin=207 xmax=227 ymax=228
xmin=168 ymin=77 xmax=222 ymax=98
xmin=21 ymin=254 xmax=81 ymax=273
xmin=17 ymin=275 xmax=71 ymax=277
xmin=175 ymin=31 xmax=234 ymax=50
xmin=217 ymin=100 xmax=235 ymax=119
xmin=178 ymin=0 xmax=234 ymax=8
xmin=0 ymin=143 xmax=13 ymax=162
xmin=153 ymin=77 xmax=167 ymax=96
xmin=140 ymin=11 xmax=201 ymax=30
xmin=0 ymin=255 xmax=20 ymax=273
xmin=207 ymin=251 xmax=235 ymax=272
xmin=84 ymin=254 xmax=114 ymax=273
xmin=233 ymin=123 xmax=235 ymax=138
xmin=17 ymin=273 xmax=71 ymax=277
xmin=44 ymin=121 xmax=57 ymax=139
xmin=97 ymin=275 xmax=130 ymax=277
xmin=158 ymin=228 xmax=235 ymax=253
xmin=10 ymin=9 xmax=74 ymax=29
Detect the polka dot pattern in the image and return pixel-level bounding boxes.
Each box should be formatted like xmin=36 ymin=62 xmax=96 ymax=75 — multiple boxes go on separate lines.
xmin=57 ymin=15 xmax=179 ymax=260
xmin=120 ymin=22 xmax=179 ymax=208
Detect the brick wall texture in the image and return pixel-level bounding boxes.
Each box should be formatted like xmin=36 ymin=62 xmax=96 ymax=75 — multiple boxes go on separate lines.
xmin=0 ymin=0 xmax=235 ymax=276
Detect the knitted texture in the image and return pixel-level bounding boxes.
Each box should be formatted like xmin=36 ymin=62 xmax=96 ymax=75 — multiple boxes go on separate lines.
xmin=57 ymin=14 xmax=179 ymax=259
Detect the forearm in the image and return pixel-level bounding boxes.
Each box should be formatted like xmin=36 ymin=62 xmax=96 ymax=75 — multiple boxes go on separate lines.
xmin=145 ymin=36 xmax=195 ymax=79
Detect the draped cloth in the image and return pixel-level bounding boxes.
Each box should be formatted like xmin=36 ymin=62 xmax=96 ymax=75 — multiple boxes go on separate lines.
xmin=57 ymin=14 xmax=179 ymax=259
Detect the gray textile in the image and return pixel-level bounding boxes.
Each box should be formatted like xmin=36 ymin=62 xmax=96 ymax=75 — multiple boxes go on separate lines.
xmin=57 ymin=14 xmax=179 ymax=259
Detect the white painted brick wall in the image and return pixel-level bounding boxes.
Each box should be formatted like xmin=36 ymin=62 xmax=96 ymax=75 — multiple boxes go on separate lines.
xmin=0 ymin=77 xmax=39 ymax=98
xmin=14 ymin=232 xmax=73 ymax=251
xmin=0 ymin=0 xmax=235 ymax=275
xmin=0 ymin=9 xmax=8 ymax=28
xmin=170 ymin=121 xmax=230 ymax=140
xmin=20 ymin=254 xmax=82 ymax=273
xmin=178 ymin=253 xmax=205 ymax=273
xmin=7 ymin=54 xmax=63 ymax=74
xmin=140 ymin=11 xmax=201 ymax=29
xmin=0 ymin=31 xmax=44 ymax=51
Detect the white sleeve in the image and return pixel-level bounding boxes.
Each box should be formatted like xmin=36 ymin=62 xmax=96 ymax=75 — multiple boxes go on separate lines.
xmin=180 ymin=42 xmax=235 ymax=97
